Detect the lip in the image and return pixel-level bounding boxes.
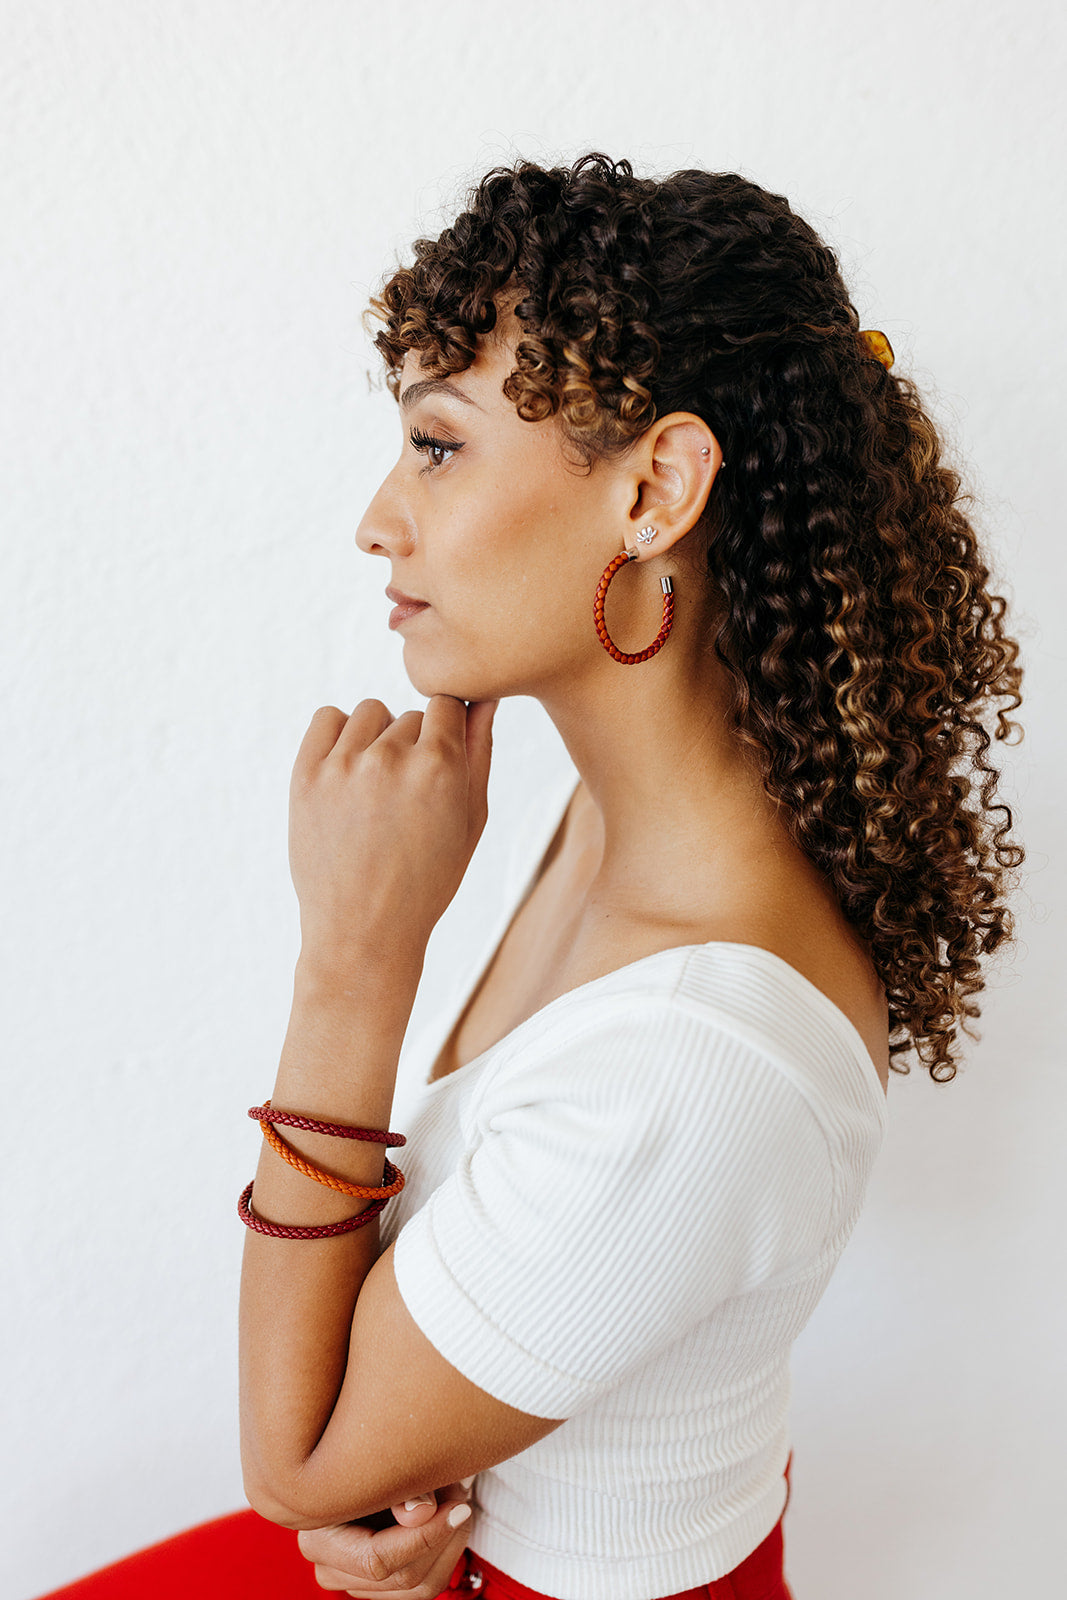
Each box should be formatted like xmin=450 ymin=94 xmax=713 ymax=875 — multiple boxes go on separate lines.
xmin=386 ymin=584 xmax=430 ymax=630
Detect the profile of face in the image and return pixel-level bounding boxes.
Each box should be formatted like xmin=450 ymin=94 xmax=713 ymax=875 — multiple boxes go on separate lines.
xmin=355 ymin=309 xmax=719 ymax=705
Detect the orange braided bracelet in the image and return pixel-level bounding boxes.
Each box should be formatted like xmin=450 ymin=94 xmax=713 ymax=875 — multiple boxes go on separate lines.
xmin=258 ymin=1116 xmax=406 ymax=1200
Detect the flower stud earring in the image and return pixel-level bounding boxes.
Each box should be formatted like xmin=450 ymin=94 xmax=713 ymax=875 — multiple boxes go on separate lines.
xmin=636 ymin=525 xmax=659 ymax=545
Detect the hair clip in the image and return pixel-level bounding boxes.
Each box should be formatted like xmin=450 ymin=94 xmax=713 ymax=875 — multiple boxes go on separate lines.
xmin=858 ymin=329 xmax=894 ymax=369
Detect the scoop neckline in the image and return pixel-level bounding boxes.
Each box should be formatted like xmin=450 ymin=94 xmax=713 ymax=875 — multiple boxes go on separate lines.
xmin=419 ymin=769 xmax=888 ymax=1122
xmin=422 ymin=932 xmax=888 ymax=1128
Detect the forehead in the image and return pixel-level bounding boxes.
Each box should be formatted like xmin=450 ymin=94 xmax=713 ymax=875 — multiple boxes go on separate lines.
xmin=398 ymin=353 xmax=503 ymax=417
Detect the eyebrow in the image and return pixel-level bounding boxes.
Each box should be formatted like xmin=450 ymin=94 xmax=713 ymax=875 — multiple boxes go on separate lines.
xmin=398 ymin=377 xmax=483 ymax=413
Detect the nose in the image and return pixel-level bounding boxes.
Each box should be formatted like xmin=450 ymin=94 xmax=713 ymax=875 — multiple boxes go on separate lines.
xmin=355 ymin=465 xmax=416 ymax=559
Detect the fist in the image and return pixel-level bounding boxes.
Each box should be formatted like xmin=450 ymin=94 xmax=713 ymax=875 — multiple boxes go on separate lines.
xmin=297 ymin=1480 xmax=476 ymax=1597
xmin=288 ymin=695 xmax=498 ymax=963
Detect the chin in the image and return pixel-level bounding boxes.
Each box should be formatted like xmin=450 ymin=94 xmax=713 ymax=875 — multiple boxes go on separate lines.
xmin=405 ymin=665 xmax=484 ymax=704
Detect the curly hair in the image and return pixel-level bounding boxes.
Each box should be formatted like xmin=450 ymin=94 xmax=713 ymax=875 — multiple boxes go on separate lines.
xmin=364 ymin=152 xmax=1025 ymax=1083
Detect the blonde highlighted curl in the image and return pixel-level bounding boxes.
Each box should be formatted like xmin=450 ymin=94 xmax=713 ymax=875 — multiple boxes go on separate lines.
xmin=365 ymin=152 xmax=1025 ymax=1082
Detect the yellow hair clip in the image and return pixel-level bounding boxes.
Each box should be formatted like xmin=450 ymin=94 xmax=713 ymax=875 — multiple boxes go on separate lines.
xmin=859 ymin=329 xmax=894 ymax=369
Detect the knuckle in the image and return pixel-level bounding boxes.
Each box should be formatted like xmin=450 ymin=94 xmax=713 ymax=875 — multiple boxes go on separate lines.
xmin=359 ymin=739 xmax=398 ymax=775
xmin=420 ymin=734 xmax=454 ymax=763
xmin=363 ymin=1548 xmax=398 ymax=1584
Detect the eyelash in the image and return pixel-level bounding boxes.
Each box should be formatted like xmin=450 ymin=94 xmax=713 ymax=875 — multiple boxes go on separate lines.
xmin=408 ymin=427 xmax=462 ymax=473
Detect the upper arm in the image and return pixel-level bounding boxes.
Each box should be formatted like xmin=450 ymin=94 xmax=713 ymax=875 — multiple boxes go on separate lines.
xmin=268 ymin=1000 xmax=831 ymax=1526
xmin=268 ymin=1244 xmax=563 ymax=1527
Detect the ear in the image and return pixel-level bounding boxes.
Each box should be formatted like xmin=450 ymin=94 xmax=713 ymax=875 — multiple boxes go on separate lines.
xmin=620 ymin=413 xmax=724 ymax=561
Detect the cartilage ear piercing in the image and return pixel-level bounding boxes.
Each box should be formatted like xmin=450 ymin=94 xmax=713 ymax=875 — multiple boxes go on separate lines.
xmin=701 ymin=447 xmax=710 ymax=456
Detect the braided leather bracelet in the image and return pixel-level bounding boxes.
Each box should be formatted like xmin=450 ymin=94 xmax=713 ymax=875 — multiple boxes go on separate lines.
xmin=238 ymin=1100 xmax=407 ymax=1238
xmin=258 ymin=1116 xmax=406 ymax=1200
xmin=248 ymin=1101 xmax=407 ymax=1146
xmin=238 ymin=1181 xmax=388 ymax=1238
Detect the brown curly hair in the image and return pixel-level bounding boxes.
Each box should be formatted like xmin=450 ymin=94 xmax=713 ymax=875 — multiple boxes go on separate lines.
xmin=364 ymin=152 xmax=1025 ymax=1083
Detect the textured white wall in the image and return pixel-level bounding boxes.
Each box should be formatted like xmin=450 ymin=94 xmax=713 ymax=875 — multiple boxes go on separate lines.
xmin=2 ymin=2 xmax=1063 ymax=1596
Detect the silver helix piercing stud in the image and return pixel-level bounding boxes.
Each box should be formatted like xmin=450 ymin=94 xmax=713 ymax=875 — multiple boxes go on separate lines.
xmin=701 ymin=447 xmax=710 ymax=456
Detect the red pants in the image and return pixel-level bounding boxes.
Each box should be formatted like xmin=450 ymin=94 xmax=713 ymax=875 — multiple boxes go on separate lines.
xmin=34 ymin=1463 xmax=792 ymax=1600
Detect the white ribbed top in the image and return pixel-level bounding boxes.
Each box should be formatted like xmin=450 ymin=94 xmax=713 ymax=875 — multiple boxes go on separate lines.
xmin=384 ymin=769 xmax=888 ymax=1600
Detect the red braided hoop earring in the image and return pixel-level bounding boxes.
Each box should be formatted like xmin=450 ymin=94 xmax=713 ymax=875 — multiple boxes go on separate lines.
xmin=593 ymin=539 xmax=675 ymax=664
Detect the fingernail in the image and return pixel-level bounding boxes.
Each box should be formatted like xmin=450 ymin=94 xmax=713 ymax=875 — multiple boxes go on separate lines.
xmin=460 ymin=1475 xmax=476 ymax=1490
xmin=448 ymin=1503 xmax=472 ymax=1528
xmin=404 ymin=1495 xmax=434 ymax=1510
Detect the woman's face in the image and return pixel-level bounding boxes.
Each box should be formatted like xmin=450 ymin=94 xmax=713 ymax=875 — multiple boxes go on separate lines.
xmin=355 ymin=321 xmax=632 ymax=704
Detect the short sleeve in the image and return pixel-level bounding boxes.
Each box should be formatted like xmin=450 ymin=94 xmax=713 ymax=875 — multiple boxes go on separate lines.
xmin=391 ymin=999 xmax=834 ymax=1418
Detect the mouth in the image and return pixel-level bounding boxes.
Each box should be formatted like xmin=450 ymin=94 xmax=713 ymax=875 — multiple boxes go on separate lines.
xmin=387 ymin=588 xmax=431 ymax=629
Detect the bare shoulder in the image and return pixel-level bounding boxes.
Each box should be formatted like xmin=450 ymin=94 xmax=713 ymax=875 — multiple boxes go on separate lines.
xmin=775 ymin=920 xmax=890 ymax=1093
xmin=568 ymin=780 xmax=890 ymax=1094
xmin=699 ymin=893 xmax=890 ymax=1094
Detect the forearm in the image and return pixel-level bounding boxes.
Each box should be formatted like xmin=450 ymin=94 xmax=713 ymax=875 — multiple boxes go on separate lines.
xmin=238 ymin=946 xmax=423 ymax=1516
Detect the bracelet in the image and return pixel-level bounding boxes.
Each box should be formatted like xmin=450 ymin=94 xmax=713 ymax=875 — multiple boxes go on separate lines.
xmin=248 ymin=1101 xmax=406 ymax=1146
xmin=258 ymin=1116 xmax=406 ymax=1200
xmin=238 ymin=1180 xmax=387 ymax=1238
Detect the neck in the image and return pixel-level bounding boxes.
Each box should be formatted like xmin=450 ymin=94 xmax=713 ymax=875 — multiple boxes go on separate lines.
xmin=535 ymin=592 xmax=792 ymax=924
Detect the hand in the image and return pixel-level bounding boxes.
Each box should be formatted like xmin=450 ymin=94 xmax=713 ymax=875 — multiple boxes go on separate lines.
xmin=296 ymin=1480 xmax=475 ymax=1597
xmin=289 ymin=695 xmax=498 ymax=967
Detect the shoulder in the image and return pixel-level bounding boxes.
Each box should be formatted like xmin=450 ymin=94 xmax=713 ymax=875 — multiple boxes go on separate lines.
xmin=469 ymin=944 xmax=886 ymax=1202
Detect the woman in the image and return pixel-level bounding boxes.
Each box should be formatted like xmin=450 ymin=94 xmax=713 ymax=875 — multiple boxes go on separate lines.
xmin=42 ymin=152 xmax=1024 ymax=1600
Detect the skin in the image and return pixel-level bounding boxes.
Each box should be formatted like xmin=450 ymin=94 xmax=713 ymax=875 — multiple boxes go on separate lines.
xmin=239 ymin=305 xmax=889 ymax=1597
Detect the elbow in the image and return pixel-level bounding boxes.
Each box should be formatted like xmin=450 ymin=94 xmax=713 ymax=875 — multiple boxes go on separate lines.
xmin=241 ymin=1451 xmax=321 ymax=1531
xmin=242 ymin=1471 xmax=311 ymax=1530
xmin=242 ymin=1461 xmax=378 ymax=1531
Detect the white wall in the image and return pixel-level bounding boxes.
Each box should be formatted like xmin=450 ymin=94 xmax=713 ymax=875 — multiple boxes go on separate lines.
xmin=2 ymin=2 xmax=1062 ymax=1596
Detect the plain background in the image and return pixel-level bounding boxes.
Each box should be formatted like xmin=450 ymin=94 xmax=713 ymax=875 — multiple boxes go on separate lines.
xmin=2 ymin=3 xmax=1064 ymax=1597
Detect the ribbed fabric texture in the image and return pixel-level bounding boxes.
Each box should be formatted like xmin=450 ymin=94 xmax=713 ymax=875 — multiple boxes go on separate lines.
xmin=385 ymin=771 xmax=888 ymax=1600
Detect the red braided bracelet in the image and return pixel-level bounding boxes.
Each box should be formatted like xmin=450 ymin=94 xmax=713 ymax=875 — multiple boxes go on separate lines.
xmin=237 ymin=1180 xmax=388 ymax=1238
xmin=247 ymin=1101 xmax=406 ymax=1146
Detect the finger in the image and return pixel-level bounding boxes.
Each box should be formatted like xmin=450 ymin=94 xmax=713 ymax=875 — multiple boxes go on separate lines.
xmin=379 ymin=707 xmax=426 ymax=747
xmin=416 ymin=693 xmax=469 ymax=751
xmin=464 ymin=700 xmax=498 ymax=809
xmin=293 ymin=706 xmax=349 ymax=776
xmin=329 ymin=699 xmax=396 ymax=756
xmin=390 ymin=1492 xmax=437 ymax=1527
xmin=390 ymin=1474 xmax=475 ymax=1526
xmin=306 ymin=1560 xmax=370 ymax=1592
xmin=298 ymin=1506 xmax=462 ymax=1588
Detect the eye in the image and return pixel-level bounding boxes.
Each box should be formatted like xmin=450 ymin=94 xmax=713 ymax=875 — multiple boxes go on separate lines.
xmin=408 ymin=427 xmax=462 ymax=473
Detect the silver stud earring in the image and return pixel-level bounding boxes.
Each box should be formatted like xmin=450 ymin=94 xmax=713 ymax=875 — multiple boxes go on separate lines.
xmin=636 ymin=525 xmax=659 ymax=545
xmin=701 ymin=447 xmax=710 ymax=456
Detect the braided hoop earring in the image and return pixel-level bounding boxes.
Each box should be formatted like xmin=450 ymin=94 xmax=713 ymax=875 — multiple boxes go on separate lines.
xmin=593 ymin=537 xmax=675 ymax=664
